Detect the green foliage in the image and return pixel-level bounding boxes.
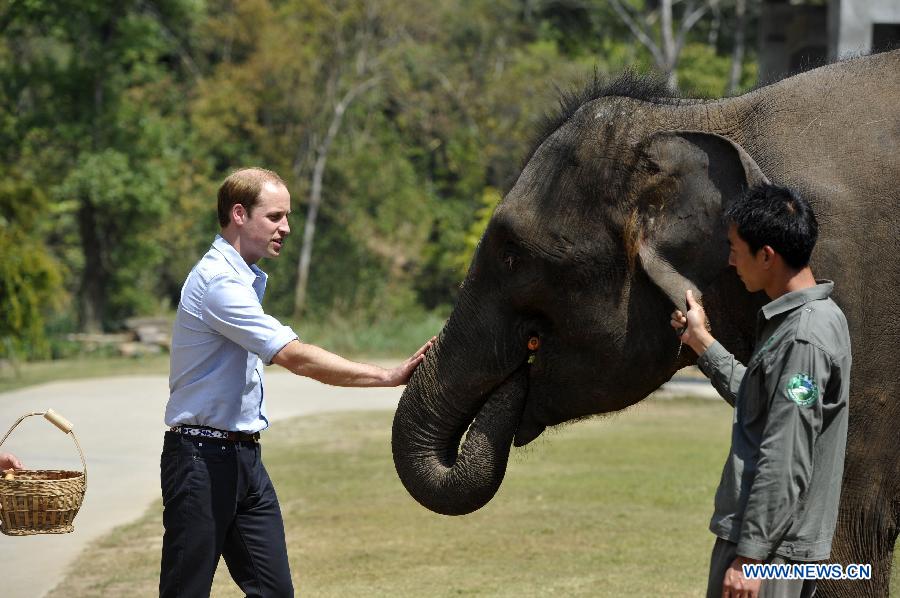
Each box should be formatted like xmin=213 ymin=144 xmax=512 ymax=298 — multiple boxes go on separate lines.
xmin=291 ymin=308 xmax=448 ymax=359
xmin=0 ymin=177 xmax=65 ymax=359
xmin=56 ymin=150 xmax=172 ymax=325
xmin=0 ymin=0 xmax=760 ymax=357
xmin=678 ymin=42 xmax=758 ymax=98
xmin=1 ymin=0 xmax=205 ymax=333
xmin=456 ymin=187 xmax=503 ymax=277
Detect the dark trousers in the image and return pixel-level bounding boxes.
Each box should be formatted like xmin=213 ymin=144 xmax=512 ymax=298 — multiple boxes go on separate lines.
xmin=159 ymin=432 xmax=294 ymax=597
xmin=707 ymin=537 xmax=816 ymax=598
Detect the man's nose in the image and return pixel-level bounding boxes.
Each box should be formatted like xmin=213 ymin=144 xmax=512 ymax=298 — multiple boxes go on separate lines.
xmin=280 ymin=218 xmax=290 ymax=235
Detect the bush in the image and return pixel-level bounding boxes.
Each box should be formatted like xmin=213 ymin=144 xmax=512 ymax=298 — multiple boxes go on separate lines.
xmin=291 ymin=308 xmax=448 ymax=359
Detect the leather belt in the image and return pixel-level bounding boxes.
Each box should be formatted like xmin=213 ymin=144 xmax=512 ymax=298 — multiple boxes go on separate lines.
xmin=170 ymin=425 xmax=260 ymax=442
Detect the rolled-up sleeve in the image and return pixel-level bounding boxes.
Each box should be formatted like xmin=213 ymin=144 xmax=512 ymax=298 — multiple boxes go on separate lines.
xmin=736 ymin=340 xmax=829 ymax=560
xmin=697 ymin=341 xmax=746 ymax=407
xmin=201 ymin=274 xmax=298 ymax=364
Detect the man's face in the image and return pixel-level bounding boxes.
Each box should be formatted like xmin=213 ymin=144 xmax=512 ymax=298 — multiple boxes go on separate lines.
xmin=727 ymin=224 xmax=768 ymax=293
xmin=238 ymin=182 xmax=291 ymax=264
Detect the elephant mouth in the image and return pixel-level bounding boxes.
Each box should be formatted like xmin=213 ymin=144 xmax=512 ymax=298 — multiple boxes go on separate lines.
xmin=471 ymin=355 xmax=547 ymax=449
xmin=513 ymin=391 xmax=547 ymax=447
xmin=456 ymin=360 xmax=533 ymax=455
xmin=464 ymin=358 xmax=549 ymax=449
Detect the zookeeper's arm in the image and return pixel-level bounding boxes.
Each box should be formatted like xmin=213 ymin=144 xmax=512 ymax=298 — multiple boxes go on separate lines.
xmin=735 ymin=340 xmax=829 ymax=560
xmin=673 ymin=289 xmax=745 ymax=407
xmin=696 ymin=342 xmax=747 ymax=408
xmin=272 ymin=337 xmax=435 ymax=387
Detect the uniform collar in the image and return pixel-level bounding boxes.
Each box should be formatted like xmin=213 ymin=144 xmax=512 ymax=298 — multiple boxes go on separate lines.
xmin=761 ymin=280 xmax=834 ymax=321
xmin=211 ymin=234 xmax=266 ymax=285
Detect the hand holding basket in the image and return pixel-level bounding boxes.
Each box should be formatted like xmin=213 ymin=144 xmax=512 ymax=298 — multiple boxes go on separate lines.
xmin=0 ymin=409 xmax=87 ymax=535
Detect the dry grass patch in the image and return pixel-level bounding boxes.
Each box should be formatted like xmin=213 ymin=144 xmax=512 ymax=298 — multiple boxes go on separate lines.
xmin=48 ymin=396 xmax=899 ymax=597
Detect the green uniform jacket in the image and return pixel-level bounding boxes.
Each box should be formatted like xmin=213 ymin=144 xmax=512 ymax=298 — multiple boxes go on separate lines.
xmin=697 ymin=281 xmax=851 ymax=561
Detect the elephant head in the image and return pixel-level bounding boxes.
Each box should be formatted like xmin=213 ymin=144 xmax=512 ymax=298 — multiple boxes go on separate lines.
xmin=392 ymin=77 xmax=770 ymax=516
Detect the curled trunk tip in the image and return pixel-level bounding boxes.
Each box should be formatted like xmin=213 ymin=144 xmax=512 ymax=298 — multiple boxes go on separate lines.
xmin=392 ymin=366 xmax=528 ymax=515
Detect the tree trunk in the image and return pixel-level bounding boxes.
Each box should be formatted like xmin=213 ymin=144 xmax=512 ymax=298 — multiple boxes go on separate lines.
xmin=293 ymin=141 xmax=330 ymax=320
xmin=77 ymin=11 xmax=116 ymax=332
xmin=293 ymin=94 xmax=351 ymax=319
xmin=293 ymin=78 xmax=378 ymax=319
xmin=660 ymin=0 xmax=678 ymax=88
xmin=77 ymin=200 xmax=105 ymax=333
xmin=727 ymin=0 xmax=747 ymax=95
xmin=608 ymin=0 xmax=710 ymax=91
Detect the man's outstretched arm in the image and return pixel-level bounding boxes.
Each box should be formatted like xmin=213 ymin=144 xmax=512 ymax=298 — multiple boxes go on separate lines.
xmin=272 ymin=337 xmax=436 ymax=387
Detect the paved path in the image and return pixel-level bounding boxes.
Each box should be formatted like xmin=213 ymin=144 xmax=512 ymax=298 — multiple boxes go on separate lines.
xmin=0 ymin=371 xmax=719 ymax=597
xmin=0 ymin=372 xmax=405 ymax=597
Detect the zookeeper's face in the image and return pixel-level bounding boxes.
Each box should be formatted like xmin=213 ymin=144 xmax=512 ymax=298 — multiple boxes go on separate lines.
xmin=727 ymin=223 xmax=769 ymax=293
xmin=238 ymin=181 xmax=291 ymax=264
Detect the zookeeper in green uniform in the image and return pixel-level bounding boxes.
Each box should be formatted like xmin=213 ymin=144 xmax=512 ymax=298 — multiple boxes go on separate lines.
xmin=671 ymin=183 xmax=851 ymax=598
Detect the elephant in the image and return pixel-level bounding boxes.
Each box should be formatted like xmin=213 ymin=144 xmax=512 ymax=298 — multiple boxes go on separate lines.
xmin=392 ymin=49 xmax=900 ymax=596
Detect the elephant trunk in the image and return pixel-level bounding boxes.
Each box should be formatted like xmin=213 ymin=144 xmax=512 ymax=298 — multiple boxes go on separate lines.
xmin=391 ymin=306 xmax=528 ymax=515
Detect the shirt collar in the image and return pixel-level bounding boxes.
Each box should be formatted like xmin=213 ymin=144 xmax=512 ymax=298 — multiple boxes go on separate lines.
xmin=211 ymin=234 xmax=267 ymax=286
xmin=760 ymin=280 xmax=834 ymax=320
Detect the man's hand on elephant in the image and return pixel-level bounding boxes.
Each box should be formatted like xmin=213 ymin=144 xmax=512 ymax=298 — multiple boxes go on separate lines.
xmin=670 ymin=289 xmax=715 ymax=356
xmin=721 ymin=556 xmax=762 ymax=598
xmin=384 ymin=336 xmax=437 ymax=386
xmin=274 ymin=336 xmax=435 ymax=387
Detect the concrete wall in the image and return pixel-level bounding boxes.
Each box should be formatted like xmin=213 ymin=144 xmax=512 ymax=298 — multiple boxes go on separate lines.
xmin=829 ymin=0 xmax=900 ymax=59
xmin=759 ymin=0 xmax=900 ymax=82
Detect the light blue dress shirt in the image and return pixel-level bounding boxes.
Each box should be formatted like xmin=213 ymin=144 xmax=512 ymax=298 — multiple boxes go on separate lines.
xmin=165 ymin=235 xmax=298 ymax=433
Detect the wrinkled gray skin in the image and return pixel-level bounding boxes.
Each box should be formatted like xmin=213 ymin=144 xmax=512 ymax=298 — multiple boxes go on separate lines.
xmin=393 ymin=50 xmax=900 ymax=596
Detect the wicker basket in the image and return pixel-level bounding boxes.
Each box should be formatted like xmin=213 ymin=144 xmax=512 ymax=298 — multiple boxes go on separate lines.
xmin=0 ymin=409 xmax=87 ymax=536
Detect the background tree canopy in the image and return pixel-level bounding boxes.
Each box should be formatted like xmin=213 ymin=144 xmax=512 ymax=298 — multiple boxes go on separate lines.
xmin=1 ymin=0 xmax=759 ymax=360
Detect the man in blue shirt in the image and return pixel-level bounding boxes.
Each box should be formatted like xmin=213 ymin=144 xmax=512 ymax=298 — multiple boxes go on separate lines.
xmin=161 ymin=167 xmax=434 ymax=597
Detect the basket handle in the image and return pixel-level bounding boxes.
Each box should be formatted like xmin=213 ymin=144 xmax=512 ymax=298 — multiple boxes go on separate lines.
xmin=0 ymin=409 xmax=88 ymax=485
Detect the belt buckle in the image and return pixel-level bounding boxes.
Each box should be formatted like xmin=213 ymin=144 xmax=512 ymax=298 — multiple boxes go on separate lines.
xmin=231 ymin=431 xmax=260 ymax=442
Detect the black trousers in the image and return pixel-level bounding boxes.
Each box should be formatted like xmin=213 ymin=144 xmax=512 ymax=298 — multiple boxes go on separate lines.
xmin=707 ymin=537 xmax=817 ymax=598
xmin=159 ymin=431 xmax=294 ymax=597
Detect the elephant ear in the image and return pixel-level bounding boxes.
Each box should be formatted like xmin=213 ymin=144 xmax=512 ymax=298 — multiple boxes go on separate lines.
xmin=634 ymin=131 xmax=768 ymax=313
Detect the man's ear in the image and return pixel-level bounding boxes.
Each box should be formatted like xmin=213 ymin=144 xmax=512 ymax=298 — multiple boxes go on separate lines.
xmin=231 ymin=203 xmax=248 ymax=226
xmin=761 ymin=245 xmax=776 ymax=269
xmin=634 ymin=131 xmax=768 ymax=311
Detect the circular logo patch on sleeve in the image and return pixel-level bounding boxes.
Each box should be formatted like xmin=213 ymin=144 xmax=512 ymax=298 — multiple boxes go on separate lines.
xmin=786 ymin=374 xmax=819 ymax=407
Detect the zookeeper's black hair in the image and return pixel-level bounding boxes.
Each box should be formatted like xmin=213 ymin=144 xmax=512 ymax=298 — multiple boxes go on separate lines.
xmin=725 ymin=184 xmax=819 ymax=269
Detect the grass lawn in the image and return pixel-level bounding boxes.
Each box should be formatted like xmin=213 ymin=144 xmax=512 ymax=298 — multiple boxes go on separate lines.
xmin=0 ymin=354 xmax=171 ymax=394
xmin=48 ymin=397 xmax=900 ymax=597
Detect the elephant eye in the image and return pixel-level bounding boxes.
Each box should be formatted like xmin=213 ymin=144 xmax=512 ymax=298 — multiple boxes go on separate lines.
xmin=499 ymin=244 xmax=518 ymax=271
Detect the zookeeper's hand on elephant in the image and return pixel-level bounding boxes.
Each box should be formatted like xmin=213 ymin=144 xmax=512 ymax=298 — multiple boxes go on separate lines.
xmin=670 ymin=289 xmax=715 ymax=356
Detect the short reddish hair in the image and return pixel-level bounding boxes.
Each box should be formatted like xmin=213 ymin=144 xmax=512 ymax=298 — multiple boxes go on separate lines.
xmin=216 ymin=167 xmax=286 ymax=227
